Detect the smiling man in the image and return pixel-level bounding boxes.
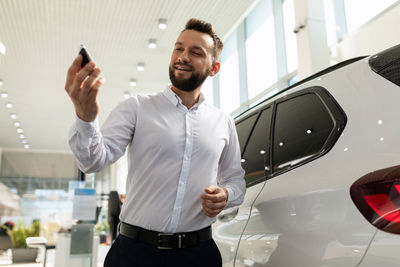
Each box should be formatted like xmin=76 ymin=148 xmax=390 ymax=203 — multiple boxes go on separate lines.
xmin=65 ymin=18 xmax=245 ymax=267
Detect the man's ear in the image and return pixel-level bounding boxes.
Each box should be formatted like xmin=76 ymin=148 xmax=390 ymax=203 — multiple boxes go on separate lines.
xmin=209 ymin=62 xmax=221 ymax=77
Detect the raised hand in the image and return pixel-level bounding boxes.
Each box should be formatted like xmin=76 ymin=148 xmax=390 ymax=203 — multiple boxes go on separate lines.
xmin=64 ymin=54 xmax=104 ymax=122
xmin=201 ymin=185 xmax=228 ymax=218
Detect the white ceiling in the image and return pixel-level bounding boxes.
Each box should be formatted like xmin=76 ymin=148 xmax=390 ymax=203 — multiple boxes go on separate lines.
xmin=0 ymin=0 xmax=258 ymax=152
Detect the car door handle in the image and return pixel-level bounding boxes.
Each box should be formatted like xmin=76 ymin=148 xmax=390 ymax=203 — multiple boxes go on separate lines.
xmin=217 ymin=207 xmax=239 ymax=222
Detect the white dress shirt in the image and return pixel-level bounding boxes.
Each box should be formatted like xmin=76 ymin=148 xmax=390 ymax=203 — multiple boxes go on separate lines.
xmin=69 ymin=87 xmax=245 ymax=233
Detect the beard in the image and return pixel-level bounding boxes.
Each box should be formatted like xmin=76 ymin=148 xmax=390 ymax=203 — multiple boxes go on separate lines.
xmin=169 ymin=63 xmax=210 ymax=92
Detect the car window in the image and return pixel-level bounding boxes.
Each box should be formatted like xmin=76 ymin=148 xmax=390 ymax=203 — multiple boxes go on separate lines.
xmin=272 ymin=93 xmax=333 ymax=173
xmin=242 ymin=108 xmax=272 ymax=187
xmin=236 ymin=113 xmax=258 ymax=156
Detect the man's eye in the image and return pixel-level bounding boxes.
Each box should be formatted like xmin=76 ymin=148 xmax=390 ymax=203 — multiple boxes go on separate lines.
xmin=176 ymin=47 xmax=184 ymax=51
xmin=192 ymin=51 xmax=201 ymax=56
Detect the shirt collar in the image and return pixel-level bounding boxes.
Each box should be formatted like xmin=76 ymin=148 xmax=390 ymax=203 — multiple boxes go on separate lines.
xmin=163 ymin=86 xmax=206 ymax=110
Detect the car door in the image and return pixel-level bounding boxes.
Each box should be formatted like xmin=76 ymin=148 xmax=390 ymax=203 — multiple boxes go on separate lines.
xmin=213 ymin=107 xmax=273 ymax=266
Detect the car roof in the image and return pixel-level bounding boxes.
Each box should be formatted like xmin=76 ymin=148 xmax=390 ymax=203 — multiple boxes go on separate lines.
xmin=235 ymin=55 xmax=367 ymax=120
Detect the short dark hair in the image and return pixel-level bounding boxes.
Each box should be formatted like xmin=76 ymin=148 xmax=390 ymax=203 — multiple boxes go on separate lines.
xmin=183 ymin=18 xmax=223 ymax=62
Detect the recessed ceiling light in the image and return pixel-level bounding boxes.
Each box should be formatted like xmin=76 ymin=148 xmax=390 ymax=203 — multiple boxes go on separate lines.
xmin=129 ymin=79 xmax=137 ymax=87
xmin=137 ymin=62 xmax=145 ymax=71
xmin=14 ymin=121 xmax=20 ymax=127
xmin=148 ymin=39 xmax=157 ymax=49
xmin=5 ymin=102 xmax=13 ymax=108
xmin=10 ymin=113 xmax=17 ymax=119
xmin=24 ymin=144 xmax=30 ymax=149
xmin=16 ymin=128 xmax=23 ymax=133
xmin=123 ymin=91 xmax=130 ymax=99
xmin=158 ymin=19 xmax=167 ymax=29
xmin=0 ymin=80 xmax=3 ymax=86
xmin=22 ymin=139 xmax=28 ymax=144
xmin=19 ymin=134 xmax=25 ymax=139
xmin=0 ymin=91 xmax=7 ymax=98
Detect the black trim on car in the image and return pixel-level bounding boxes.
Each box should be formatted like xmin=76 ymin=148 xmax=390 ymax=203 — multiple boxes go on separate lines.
xmin=238 ymin=106 xmax=273 ymax=188
xmin=236 ymin=111 xmax=262 ymax=158
xmin=369 ymin=43 xmax=400 ymax=87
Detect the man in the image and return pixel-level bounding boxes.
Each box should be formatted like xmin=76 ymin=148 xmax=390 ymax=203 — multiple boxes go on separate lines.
xmin=65 ymin=18 xmax=245 ymax=267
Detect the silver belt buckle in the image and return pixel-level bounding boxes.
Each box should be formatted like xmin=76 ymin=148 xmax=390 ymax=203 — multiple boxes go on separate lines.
xmin=157 ymin=233 xmax=186 ymax=249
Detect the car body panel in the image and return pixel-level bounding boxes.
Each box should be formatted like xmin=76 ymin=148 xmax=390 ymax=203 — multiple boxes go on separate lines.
xmin=213 ymin=47 xmax=400 ymax=266
xmin=358 ymin=230 xmax=400 ymax=266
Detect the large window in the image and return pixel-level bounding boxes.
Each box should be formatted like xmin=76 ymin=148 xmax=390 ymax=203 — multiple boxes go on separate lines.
xmin=201 ymin=77 xmax=214 ymax=106
xmin=323 ymin=0 xmax=338 ymax=46
xmin=219 ymin=31 xmax=240 ymax=113
xmin=282 ymin=0 xmax=298 ymax=72
xmin=245 ymin=0 xmax=277 ymax=99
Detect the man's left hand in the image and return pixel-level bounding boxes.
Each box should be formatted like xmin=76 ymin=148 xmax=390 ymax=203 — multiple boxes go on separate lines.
xmin=201 ymin=185 xmax=228 ymax=218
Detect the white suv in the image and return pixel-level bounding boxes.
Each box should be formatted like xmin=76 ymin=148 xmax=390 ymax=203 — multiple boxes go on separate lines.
xmin=213 ymin=44 xmax=400 ymax=267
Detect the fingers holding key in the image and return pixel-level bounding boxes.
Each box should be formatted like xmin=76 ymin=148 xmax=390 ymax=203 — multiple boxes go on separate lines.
xmin=64 ymin=54 xmax=104 ymax=122
xmin=69 ymin=61 xmax=96 ymax=100
xmin=87 ymin=77 xmax=104 ymax=102
xmin=81 ymin=67 xmax=102 ymax=97
xmin=65 ymin=55 xmax=82 ymax=95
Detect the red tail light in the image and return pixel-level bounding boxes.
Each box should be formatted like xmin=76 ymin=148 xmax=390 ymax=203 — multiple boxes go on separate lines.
xmin=350 ymin=165 xmax=400 ymax=234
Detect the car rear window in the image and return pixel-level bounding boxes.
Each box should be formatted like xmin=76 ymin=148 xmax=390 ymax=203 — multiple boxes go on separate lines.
xmin=235 ymin=86 xmax=346 ymax=185
xmin=272 ymin=93 xmax=333 ymax=173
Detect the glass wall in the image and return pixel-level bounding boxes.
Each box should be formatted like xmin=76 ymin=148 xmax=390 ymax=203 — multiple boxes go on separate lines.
xmin=206 ymin=0 xmax=399 ymax=117
xmin=219 ymin=31 xmax=240 ymax=113
xmin=208 ymin=0 xmax=301 ymax=114
xmin=245 ymin=0 xmax=277 ymax=99
xmin=0 ymin=151 xmax=78 ymax=245
xmin=0 ymin=150 xmax=117 ymax=246
xmin=282 ymin=0 xmax=298 ymax=73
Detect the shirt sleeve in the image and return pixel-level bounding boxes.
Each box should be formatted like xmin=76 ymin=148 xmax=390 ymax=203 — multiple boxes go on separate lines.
xmin=217 ymin=117 xmax=246 ymax=209
xmin=68 ymin=98 xmax=136 ymax=173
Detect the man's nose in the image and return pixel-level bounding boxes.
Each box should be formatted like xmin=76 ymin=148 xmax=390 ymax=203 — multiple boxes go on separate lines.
xmin=177 ymin=50 xmax=190 ymax=63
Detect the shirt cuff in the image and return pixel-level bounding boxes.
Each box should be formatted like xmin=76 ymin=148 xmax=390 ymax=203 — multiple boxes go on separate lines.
xmin=225 ymin=187 xmax=234 ymax=208
xmin=75 ymin=115 xmax=99 ymax=137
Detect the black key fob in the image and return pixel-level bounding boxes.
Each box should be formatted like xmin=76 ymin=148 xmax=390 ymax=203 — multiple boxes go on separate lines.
xmin=79 ymin=44 xmax=92 ymax=67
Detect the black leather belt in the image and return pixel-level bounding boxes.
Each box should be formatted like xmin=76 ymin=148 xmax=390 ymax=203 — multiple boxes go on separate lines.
xmin=119 ymin=222 xmax=212 ymax=249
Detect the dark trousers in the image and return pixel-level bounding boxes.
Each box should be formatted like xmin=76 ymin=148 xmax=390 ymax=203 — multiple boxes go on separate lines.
xmin=104 ymin=234 xmax=222 ymax=267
